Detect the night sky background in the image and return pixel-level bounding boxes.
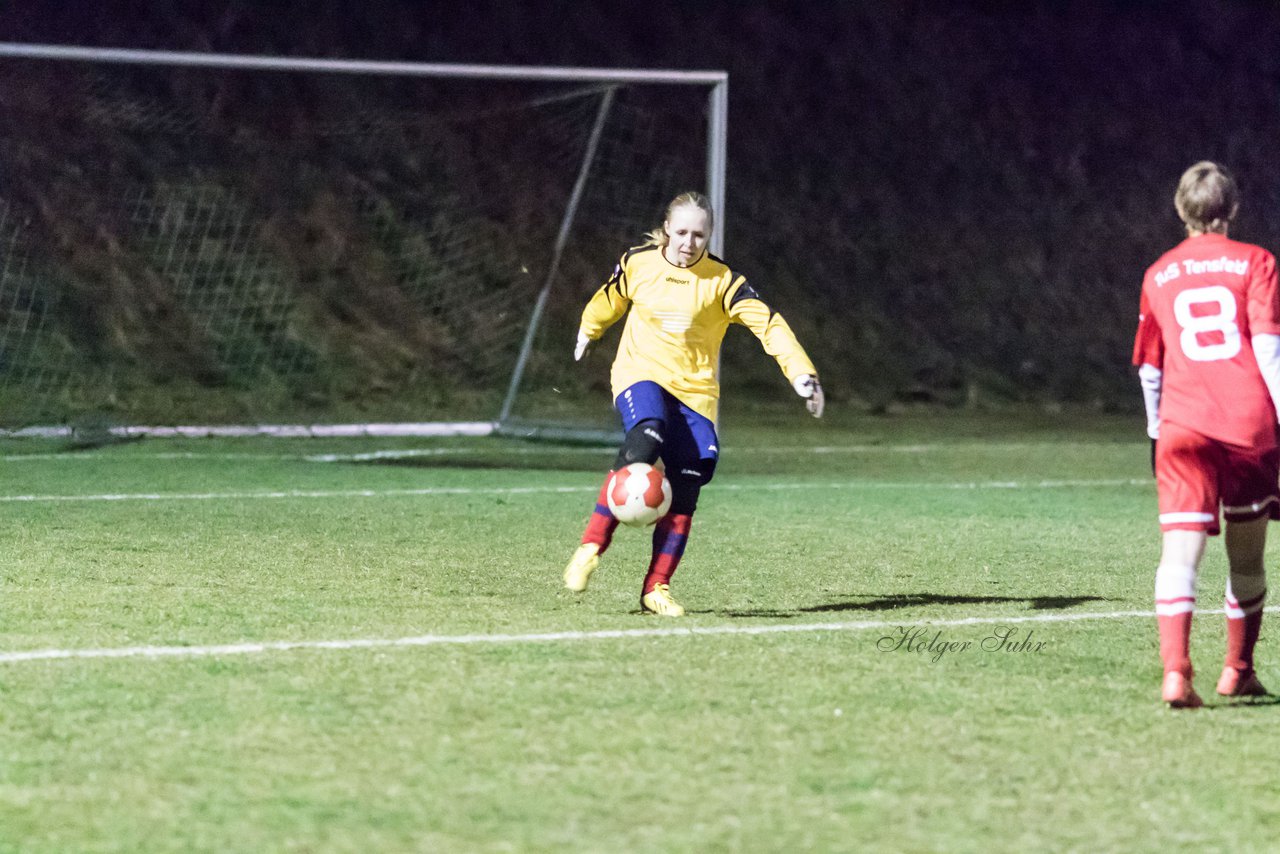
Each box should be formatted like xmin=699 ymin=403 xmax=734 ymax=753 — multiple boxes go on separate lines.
xmin=4 ymin=0 xmax=1280 ymax=414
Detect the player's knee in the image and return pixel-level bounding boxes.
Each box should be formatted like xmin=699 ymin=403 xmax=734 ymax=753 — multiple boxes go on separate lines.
xmin=613 ymin=419 xmax=665 ymax=468
xmin=668 ymin=458 xmax=716 ymax=515
xmin=1228 ymin=553 xmax=1267 ymax=578
xmin=669 ymin=477 xmax=701 ymax=515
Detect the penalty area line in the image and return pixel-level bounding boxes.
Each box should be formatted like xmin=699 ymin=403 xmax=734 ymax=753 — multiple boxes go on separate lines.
xmin=0 ymin=607 xmax=1171 ymax=665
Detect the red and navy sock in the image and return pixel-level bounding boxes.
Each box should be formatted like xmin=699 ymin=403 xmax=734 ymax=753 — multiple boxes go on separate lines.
xmin=642 ymin=512 xmax=692 ymax=594
xmin=582 ymin=472 xmax=620 ymax=554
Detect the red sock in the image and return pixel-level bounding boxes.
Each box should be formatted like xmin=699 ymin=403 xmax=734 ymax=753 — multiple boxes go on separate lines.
xmin=642 ymin=512 xmax=692 ymax=594
xmin=1157 ymin=612 xmax=1194 ymax=678
xmin=582 ymin=472 xmax=620 ymax=554
xmin=1225 ymin=590 xmax=1266 ymax=672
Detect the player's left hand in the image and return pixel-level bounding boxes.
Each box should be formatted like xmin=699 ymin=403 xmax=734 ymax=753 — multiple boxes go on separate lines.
xmin=792 ymin=374 xmax=824 ymax=418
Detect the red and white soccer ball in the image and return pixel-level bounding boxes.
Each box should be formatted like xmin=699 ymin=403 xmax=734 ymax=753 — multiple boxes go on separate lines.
xmin=606 ymin=462 xmax=672 ymax=527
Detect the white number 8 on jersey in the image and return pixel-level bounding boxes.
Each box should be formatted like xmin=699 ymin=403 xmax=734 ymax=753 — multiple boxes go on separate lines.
xmin=1173 ymin=285 xmax=1241 ymax=362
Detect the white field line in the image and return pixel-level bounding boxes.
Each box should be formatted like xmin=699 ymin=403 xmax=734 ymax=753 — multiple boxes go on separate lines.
xmin=0 ymin=478 xmax=1149 ymax=504
xmin=0 ymin=607 xmax=1184 ymax=664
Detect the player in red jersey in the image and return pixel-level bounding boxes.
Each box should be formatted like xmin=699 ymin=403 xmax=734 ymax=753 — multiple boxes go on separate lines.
xmin=1133 ymin=161 xmax=1280 ymax=707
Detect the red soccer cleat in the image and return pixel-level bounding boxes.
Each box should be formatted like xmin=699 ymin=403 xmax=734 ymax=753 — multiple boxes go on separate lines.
xmin=1162 ymin=671 xmax=1204 ymax=709
xmin=1215 ymin=666 xmax=1268 ymax=697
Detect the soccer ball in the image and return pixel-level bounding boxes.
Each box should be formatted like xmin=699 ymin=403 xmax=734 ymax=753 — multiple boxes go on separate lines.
xmin=606 ymin=462 xmax=672 ymax=527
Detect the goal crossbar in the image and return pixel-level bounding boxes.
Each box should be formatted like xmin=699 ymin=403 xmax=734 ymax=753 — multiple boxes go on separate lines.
xmin=0 ymin=42 xmax=727 ymax=250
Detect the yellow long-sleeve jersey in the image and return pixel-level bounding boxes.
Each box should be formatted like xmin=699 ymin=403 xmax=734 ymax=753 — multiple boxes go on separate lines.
xmin=578 ymin=244 xmax=817 ymax=422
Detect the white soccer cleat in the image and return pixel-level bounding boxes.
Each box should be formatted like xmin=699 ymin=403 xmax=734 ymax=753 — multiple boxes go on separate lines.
xmin=563 ymin=542 xmax=601 ymax=592
xmin=641 ymin=583 xmax=685 ymax=617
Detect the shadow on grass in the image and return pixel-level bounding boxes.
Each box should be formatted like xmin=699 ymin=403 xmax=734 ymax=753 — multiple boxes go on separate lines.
xmin=1204 ymin=695 xmax=1280 ymax=710
xmin=716 ymin=592 xmax=1112 ymax=619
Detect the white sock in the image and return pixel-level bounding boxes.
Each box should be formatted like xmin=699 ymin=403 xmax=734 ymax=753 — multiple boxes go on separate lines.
xmin=1155 ymin=563 xmax=1197 ymax=616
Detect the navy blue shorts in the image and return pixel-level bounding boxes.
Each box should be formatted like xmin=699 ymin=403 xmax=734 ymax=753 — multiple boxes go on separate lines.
xmin=615 ymin=381 xmax=719 ymax=470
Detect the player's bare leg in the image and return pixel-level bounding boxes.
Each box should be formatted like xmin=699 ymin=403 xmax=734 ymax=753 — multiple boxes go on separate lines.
xmin=1218 ymin=516 xmax=1269 ymax=696
xmin=1156 ymin=529 xmax=1206 ymax=708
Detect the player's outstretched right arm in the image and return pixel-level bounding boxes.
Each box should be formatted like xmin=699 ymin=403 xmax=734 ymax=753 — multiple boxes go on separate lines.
xmin=575 ymin=258 xmax=632 ymax=361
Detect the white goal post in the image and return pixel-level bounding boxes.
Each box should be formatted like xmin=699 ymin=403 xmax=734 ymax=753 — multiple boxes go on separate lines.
xmin=0 ymin=43 xmax=728 ymax=440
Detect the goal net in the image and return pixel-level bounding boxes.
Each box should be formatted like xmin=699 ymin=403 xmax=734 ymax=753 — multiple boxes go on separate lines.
xmin=0 ymin=45 xmax=726 ymax=439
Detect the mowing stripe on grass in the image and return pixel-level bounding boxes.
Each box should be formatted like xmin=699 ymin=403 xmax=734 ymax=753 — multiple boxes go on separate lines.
xmin=0 ymin=478 xmax=1149 ymax=503
xmin=0 ymin=607 xmax=1177 ymax=664
xmin=0 ymin=447 xmax=612 ymax=462
xmin=0 ymin=441 xmax=1141 ymax=463
xmin=0 ymin=449 xmax=502 ymax=463
xmin=0 ymin=486 xmax=595 ymax=502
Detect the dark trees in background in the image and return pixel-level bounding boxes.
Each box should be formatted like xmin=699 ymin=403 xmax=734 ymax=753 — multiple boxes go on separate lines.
xmin=4 ymin=1 xmax=1279 ymax=410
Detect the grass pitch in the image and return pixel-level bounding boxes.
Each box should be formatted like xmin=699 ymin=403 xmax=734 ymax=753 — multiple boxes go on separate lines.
xmin=2 ymin=410 xmax=1278 ymax=852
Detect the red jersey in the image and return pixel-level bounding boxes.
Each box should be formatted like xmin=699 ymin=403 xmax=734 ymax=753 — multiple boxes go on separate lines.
xmin=1133 ymin=233 xmax=1280 ymax=450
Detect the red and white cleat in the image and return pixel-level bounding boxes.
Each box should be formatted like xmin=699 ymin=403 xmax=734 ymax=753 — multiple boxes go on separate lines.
xmin=1162 ymin=671 xmax=1204 ymax=709
xmin=1215 ymin=666 xmax=1268 ymax=697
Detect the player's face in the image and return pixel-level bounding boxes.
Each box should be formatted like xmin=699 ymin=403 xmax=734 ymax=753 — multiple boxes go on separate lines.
xmin=663 ymin=206 xmax=710 ymax=267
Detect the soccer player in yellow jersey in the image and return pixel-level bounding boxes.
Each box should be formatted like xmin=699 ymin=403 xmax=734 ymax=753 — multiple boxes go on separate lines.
xmin=562 ymin=192 xmax=823 ymax=616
